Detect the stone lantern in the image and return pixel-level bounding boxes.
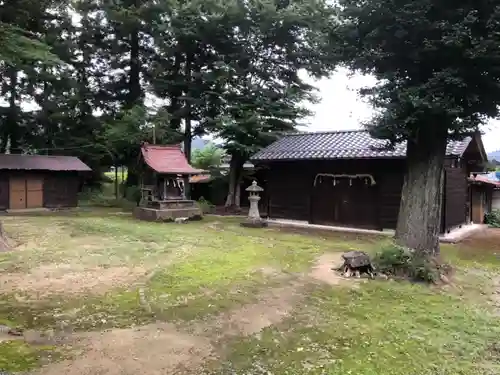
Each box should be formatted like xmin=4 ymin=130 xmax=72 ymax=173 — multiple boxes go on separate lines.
xmin=241 ymin=180 xmax=268 ymax=228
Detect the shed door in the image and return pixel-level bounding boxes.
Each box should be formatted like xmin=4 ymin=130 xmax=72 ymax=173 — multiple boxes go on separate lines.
xmin=26 ymin=177 xmax=43 ymax=208
xmin=311 ymin=176 xmax=377 ymax=229
xmin=493 ymin=190 xmax=500 ymax=211
xmin=9 ymin=177 xmax=27 ymax=209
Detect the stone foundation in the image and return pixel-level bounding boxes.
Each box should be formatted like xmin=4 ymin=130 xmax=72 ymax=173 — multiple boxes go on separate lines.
xmin=133 ymin=200 xmax=202 ymax=222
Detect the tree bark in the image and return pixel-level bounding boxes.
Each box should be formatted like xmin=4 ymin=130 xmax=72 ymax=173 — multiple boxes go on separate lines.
xmin=168 ymin=52 xmax=183 ymax=132
xmin=127 ymin=26 xmax=141 ymax=108
xmin=235 ymin=175 xmax=242 ymax=207
xmin=225 ymin=154 xmax=244 ymax=208
xmin=183 ymin=119 xmax=192 ymax=199
xmin=6 ymin=67 xmax=18 ymax=152
xmin=395 ymin=130 xmax=448 ymax=256
xmin=183 ymin=53 xmax=193 ymax=199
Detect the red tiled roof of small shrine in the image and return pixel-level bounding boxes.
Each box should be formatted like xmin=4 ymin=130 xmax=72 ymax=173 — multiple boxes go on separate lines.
xmin=141 ymin=143 xmax=204 ymax=175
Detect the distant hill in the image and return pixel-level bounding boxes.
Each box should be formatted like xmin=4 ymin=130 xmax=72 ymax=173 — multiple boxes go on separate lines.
xmin=488 ymin=150 xmax=500 ymax=162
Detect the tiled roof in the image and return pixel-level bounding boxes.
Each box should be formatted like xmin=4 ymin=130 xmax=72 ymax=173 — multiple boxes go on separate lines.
xmin=251 ymin=130 xmax=472 ymax=161
xmin=141 ymin=143 xmax=204 ymax=175
xmin=469 ymin=172 xmax=500 ymax=187
xmin=0 ymin=154 xmax=91 ymax=171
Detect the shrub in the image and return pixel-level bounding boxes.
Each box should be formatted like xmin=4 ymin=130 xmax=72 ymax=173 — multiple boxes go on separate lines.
xmin=373 ymin=242 xmax=444 ymax=283
xmin=485 ymin=210 xmax=500 ymax=228
xmin=79 ymin=186 xmax=137 ymax=211
xmin=125 ymin=185 xmax=141 ymax=204
xmin=373 ymin=242 xmax=413 ymax=277
xmin=197 ymin=197 xmax=215 ymax=214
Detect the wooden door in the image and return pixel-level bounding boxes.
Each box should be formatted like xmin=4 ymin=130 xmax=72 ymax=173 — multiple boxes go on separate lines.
xmin=311 ymin=175 xmax=337 ymax=224
xmin=345 ymin=178 xmax=377 ymax=229
xmin=9 ymin=177 xmax=27 ymax=209
xmin=471 ymin=187 xmax=484 ymax=224
xmin=312 ymin=176 xmax=377 ymax=229
xmin=26 ymin=177 xmax=43 ymax=208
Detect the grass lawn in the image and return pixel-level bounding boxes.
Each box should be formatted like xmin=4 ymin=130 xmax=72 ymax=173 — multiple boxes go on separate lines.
xmin=0 ymin=209 xmax=499 ymax=374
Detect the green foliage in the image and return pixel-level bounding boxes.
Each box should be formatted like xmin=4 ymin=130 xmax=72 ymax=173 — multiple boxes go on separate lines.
xmin=485 ymin=210 xmax=500 ymax=228
xmin=373 ymin=242 xmax=442 ymax=282
xmin=192 ymin=144 xmax=224 ymax=170
xmin=79 ymin=186 xmax=137 ymax=210
xmin=124 ymin=185 xmax=141 ymax=204
xmin=197 ymin=196 xmax=215 ymax=214
xmin=0 ymin=0 xmax=337 ymax=188
xmin=333 ymin=0 xmax=500 ymax=141
xmin=0 ymin=22 xmax=62 ymax=66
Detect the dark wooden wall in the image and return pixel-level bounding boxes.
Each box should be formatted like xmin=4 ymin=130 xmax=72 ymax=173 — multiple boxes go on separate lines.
xmin=44 ymin=172 xmax=80 ymax=208
xmin=442 ymin=164 xmax=467 ymax=232
xmin=260 ymin=158 xmax=407 ymax=228
xmin=0 ymin=174 xmax=9 ymax=210
xmin=259 ymin=156 xmax=473 ymax=233
xmin=377 ymin=170 xmax=405 ymax=230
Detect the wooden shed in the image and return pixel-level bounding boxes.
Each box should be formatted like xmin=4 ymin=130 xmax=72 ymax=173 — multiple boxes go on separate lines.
xmin=0 ymin=154 xmax=91 ymax=210
xmin=251 ymin=130 xmax=489 ymax=233
xmin=468 ymin=171 xmax=500 ymax=221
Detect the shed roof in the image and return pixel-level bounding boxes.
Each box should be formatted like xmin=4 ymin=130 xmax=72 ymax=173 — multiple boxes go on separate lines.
xmin=469 ymin=172 xmax=500 ymax=187
xmin=251 ymin=130 xmax=473 ymax=161
xmin=141 ymin=144 xmax=204 ymax=175
xmin=0 ymin=154 xmax=91 ymax=171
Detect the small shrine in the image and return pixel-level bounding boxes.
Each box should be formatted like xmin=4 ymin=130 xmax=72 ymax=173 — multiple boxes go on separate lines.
xmin=133 ymin=143 xmax=205 ymax=222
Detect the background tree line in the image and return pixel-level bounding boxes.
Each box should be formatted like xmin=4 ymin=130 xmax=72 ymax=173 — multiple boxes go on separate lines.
xmin=0 ymin=0 xmax=336 ymax=205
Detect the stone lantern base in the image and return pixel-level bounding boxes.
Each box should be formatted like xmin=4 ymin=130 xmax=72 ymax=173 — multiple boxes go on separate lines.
xmin=240 ymin=217 xmax=268 ymax=228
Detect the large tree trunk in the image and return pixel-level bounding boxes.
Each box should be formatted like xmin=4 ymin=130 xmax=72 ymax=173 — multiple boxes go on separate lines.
xmin=5 ymin=67 xmax=18 ymax=153
xmin=225 ymin=155 xmax=244 ymax=208
xmin=395 ymin=131 xmax=448 ymax=256
xmin=127 ymin=26 xmax=142 ymax=108
xmin=168 ymin=52 xmax=183 ymax=132
xmin=183 ymin=118 xmax=192 ymax=199
xmin=183 ymin=55 xmax=193 ymax=199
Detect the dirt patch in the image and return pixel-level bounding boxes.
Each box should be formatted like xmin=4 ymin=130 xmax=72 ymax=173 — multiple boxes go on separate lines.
xmin=308 ymin=253 xmax=358 ymax=286
xmin=272 ymin=225 xmax=383 ymax=243
xmin=456 ymin=228 xmax=500 ymax=261
xmin=0 ymin=264 xmax=148 ymax=297
xmin=31 ymin=323 xmax=214 ymax=375
xmin=204 ymin=282 xmax=304 ymax=338
xmin=255 ymin=266 xmax=283 ymax=277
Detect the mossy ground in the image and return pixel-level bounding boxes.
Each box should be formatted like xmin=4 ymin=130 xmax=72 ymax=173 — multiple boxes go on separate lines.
xmin=0 ymin=209 xmax=499 ymax=374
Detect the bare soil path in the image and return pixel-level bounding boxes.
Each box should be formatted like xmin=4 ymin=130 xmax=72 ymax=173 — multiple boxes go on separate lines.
xmin=28 ymin=253 xmax=353 ymax=375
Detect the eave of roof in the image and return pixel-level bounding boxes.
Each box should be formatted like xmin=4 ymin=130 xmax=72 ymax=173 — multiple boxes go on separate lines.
xmin=141 ymin=144 xmax=205 ymax=175
xmin=251 ymin=130 xmax=473 ymax=162
xmin=0 ymin=154 xmax=91 ymax=172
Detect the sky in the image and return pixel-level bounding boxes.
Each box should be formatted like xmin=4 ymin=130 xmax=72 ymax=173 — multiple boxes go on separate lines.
xmin=304 ymin=68 xmax=500 ymax=153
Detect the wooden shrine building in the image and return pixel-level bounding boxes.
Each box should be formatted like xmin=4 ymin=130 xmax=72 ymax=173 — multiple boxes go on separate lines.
xmin=251 ymin=130 xmax=490 ymax=233
xmin=133 ymin=143 xmax=205 ymax=221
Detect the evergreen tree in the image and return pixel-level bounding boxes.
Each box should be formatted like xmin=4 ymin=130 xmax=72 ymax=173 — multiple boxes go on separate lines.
xmin=332 ymin=0 xmax=500 ymax=255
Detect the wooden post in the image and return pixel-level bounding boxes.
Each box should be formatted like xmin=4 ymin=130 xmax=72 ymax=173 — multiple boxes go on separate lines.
xmin=114 ymin=164 xmax=119 ymax=199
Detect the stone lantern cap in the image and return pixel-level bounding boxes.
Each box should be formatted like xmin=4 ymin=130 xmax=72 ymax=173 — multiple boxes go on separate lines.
xmin=246 ymin=180 xmax=263 ymax=192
